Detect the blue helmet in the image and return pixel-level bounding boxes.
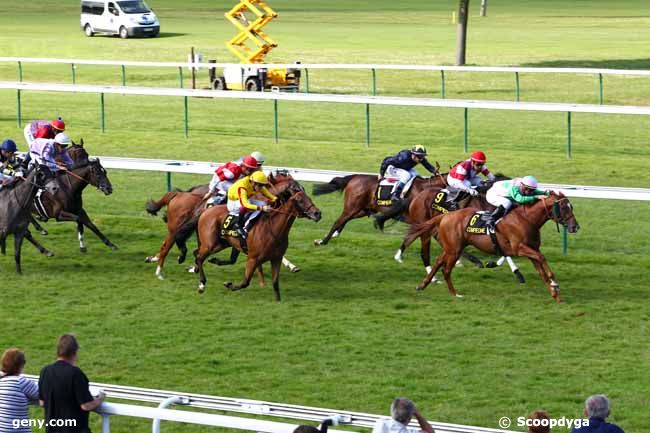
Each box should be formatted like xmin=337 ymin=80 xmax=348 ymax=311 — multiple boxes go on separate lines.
xmin=1 ymin=139 xmax=17 ymax=153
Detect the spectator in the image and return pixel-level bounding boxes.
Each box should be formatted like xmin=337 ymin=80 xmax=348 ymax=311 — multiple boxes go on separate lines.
xmin=0 ymin=348 xmax=39 ymax=433
xmin=573 ymin=395 xmax=625 ymax=433
xmin=372 ymin=398 xmax=435 ymax=433
xmin=528 ymin=410 xmax=550 ymax=433
xmin=38 ymin=334 xmax=105 ymax=433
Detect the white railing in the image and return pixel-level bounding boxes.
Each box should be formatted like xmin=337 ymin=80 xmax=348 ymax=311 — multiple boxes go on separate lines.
xmin=22 ymin=375 xmax=516 ymax=433
xmin=94 ymin=155 xmax=650 ymax=201
xmin=3 ymin=57 xmax=650 ymax=76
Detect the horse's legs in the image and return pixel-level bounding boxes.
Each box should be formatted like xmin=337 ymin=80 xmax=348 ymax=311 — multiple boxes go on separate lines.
xmin=440 ymin=252 xmax=462 ymax=298
xmin=77 ymin=209 xmax=118 ymax=251
xmin=24 ymin=231 xmax=54 ymax=257
xmin=459 ymin=251 xmax=485 ymax=268
xmin=314 ymin=210 xmax=365 ymax=246
xmin=225 ymin=257 xmax=259 ymax=291
xmin=77 ymin=221 xmax=87 ymax=253
xmin=282 ymin=256 xmax=300 ymax=273
xmin=0 ymin=238 xmax=5 ymax=255
xmin=209 ymin=248 xmax=240 ymax=266
xmin=14 ymin=231 xmax=25 ymax=274
xmin=417 ymin=253 xmax=446 ymax=291
xmin=485 ymin=256 xmax=525 ymax=284
xmin=176 ymin=237 xmax=188 ymax=264
xmin=30 ymin=216 xmax=48 ymax=235
xmin=257 ymin=263 xmax=265 ymax=288
xmin=55 ymin=210 xmax=80 ymax=222
xmin=518 ymin=245 xmax=561 ymax=302
xmin=147 ymin=231 xmax=175 ymax=280
xmin=271 ymin=257 xmax=282 ymax=302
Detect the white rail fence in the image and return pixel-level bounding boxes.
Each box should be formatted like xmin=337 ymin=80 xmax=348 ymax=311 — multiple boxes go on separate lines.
xmin=3 ymin=81 xmax=650 ymax=156
xmin=23 ymin=374 xmax=517 ymax=433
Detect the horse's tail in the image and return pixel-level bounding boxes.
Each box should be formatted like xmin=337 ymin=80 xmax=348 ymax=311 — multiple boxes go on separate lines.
xmin=404 ymin=214 xmax=445 ymax=247
xmin=145 ymin=192 xmax=178 ymax=216
xmin=313 ymin=175 xmax=356 ymax=195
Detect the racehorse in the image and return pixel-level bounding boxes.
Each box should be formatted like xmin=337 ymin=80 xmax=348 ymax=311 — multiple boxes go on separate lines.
xmin=29 ymin=140 xmax=116 ymax=252
xmin=144 ymin=172 xmax=301 ymax=280
xmin=404 ymin=192 xmax=579 ymax=302
xmin=392 ymin=175 xmax=526 ymax=284
xmin=312 ymin=173 xmax=446 ymax=246
xmin=0 ymin=164 xmax=53 ymax=273
xmin=188 ymin=178 xmax=321 ymax=301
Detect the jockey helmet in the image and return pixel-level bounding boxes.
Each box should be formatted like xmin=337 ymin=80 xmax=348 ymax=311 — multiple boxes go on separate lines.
xmin=520 ymin=175 xmax=538 ymax=189
xmin=411 ymin=145 xmax=427 ymax=156
xmin=54 ymin=132 xmax=71 ymax=147
xmin=1 ymin=139 xmax=17 ymax=152
xmin=250 ymin=171 xmax=268 ymax=185
xmin=51 ymin=117 xmax=65 ymax=131
xmin=241 ymin=155 xmax=258 ymax=169
xmin=250 ymin=151 xmax=266 ymax=166
xmin=470 ymin=150 xmax=487 ymax=163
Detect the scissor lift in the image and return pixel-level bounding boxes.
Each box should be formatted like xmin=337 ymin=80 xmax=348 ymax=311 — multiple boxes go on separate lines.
xmin=209 ymin=0 xmax=300 ymax=91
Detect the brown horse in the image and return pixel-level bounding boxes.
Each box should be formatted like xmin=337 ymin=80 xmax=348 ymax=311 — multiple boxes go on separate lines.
xmin=392 ymin=176 xmax=526 ymax=284
xmin=312 ymin=174 xmax=445 ymax=246
xmin=188 ymin=179 xmax=321 ymax=301
xmin=144 ymin=172 xmax=301 ymax=280
xmin=404 ymin=192 xmax=579 ymax=302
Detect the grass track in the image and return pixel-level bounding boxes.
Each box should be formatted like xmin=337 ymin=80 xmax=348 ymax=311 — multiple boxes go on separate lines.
xmin=1 ymin=1 xmax=649 ymax=432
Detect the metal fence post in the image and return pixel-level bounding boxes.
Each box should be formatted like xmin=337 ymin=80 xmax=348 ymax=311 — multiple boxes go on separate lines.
xmin=371 ymin=68 xmax=376 ymax=96
xmin=440 ymin=70 xmax=446 ymax=99
xmin=16 ymin=90 xmax=22 ymax=127
xmin=166 ymin=172 xmax=172 ymax=192
xmin=122 ymin=65 xmax=126 ymax=86
xmin=515 ymin=72 xmax=520 ymax=102
xmin=71 ymin=63 xmax=76 ymax=85
xmin=101 ymin=415 xmax=110 ymax=433
xmin=305 ymin=68 xmax=310 ymax=94
xmin=365 ymin=103 xmax=370 ymax=147
xmin=566 ymin=111 xmax=572 ymax=159
xmin=562 ymin=226 xmax=568 ymax=256
xmin=273 ymin=99 xmax=278 ymax=143
xmin=100 ymin=93 xmax=105 ymax=133
xmin=598 ymin=73 xmax=603 ymax=105
xmin=18 ymin=61 xmax=23 ymax=82
xmin=178 ymin=67 xmax=184 ymax=88
xmin=463 ymin=108 xmax=468 ymax=152
xmin=184 ymin=96 xmax=189 ymax=138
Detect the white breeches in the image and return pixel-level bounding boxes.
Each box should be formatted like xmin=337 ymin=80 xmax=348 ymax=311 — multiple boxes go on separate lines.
xmin=386 ymin=166 xmax=417 ymax=184
xmin=446 ymin=176 xmax=482 ymax=191
xmin=486 ymin=190 xmax=514 ymax=210
xmin=227 ymin=198 xmax=265 ymax=214
xmin=23 ymin=125 xmax=35 ymax=146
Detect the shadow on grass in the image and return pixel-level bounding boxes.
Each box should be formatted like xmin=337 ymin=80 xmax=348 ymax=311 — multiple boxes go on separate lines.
xmin=521 ymin=58 xmax=650 ymax=70
xmin=155 ymin=32 xmax=188 ymax=38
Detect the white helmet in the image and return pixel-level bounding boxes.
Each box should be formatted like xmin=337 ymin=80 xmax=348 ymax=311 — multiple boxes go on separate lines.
xmin=250 ymin=151 xmax=265 ymax=166
xmin=54 ymin=132 xmax=71 ymax=147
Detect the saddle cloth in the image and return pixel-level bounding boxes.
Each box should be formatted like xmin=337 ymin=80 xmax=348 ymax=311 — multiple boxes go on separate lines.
xmin=221 ymin=213 xmax=262 ymax=239
xmin=431 ymin=189 xmax=453 ymax=214
xmin=375 ymin=177 xmax=415 ymax=207
xmin=465 ymin=211 xmax=491 ymax=234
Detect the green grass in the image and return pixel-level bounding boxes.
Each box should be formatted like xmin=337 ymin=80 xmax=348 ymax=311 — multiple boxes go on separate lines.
xmin=1 ymin=1 xmax=649 ymax=432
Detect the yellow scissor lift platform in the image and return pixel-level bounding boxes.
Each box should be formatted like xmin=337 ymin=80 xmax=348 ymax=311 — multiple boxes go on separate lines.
xmin=209 ymin=0 xmax=300 ymax=91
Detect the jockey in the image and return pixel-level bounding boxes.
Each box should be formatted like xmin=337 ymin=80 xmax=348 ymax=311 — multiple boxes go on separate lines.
xmin=23 ymin=117 xmax=65 ymax=146
xmin=0 ymin=139 xmax=26 ymax=189
xmin=379 ymin=145 xmax=437 ymax=202
xmin=483 ymin=176 xmax=550 ymax=230
xmin=446 ymin=150 xmax=496 ymax=209
xmin=226 ymin=171 xmax=277 ymax=252
xmin=29 ymin=133 xmax=74 ymax=172
xmin=250 ymin=151 xmax=266 ymax=168
xmin=203 ymin=155 xmax=258 ymax=207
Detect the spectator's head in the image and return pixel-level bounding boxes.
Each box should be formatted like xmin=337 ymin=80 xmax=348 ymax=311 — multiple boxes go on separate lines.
xmin=293 ymin=426 xmax=321 ymax=433
xmin=584 ymin=394 xmax=610 ymax=419
xmin=391 ymin=398 xmax=415 ymax=425
xmin=527 ymin=410 xmax=550 ymax=433
xmin=56 ymin=334 xmax=80 ymax=361
xmin=1 ymin=348 xmax=26 ymax=376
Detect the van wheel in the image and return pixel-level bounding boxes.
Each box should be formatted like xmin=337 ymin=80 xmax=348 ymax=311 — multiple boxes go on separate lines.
xmin=245 ymin=77 xmax=262 ymax=92
xmin=119 ymin=26 xmax=129 ymax=39
xmin=84 ymin=24 xmax=94 ymax=37
xmin=212 ymin=77 xmax=227 ymax=90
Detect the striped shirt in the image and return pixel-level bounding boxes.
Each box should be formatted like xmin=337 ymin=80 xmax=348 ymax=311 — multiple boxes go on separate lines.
xmin=0 ymin=374 xmax=39 ymax=433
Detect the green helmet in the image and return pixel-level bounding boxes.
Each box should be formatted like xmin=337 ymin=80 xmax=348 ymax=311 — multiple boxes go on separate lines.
xmin=411 ymin=145 xmax=427 ymax=156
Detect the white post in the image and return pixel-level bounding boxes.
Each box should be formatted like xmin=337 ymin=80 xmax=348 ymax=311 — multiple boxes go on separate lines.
xmin=152 ymin=396 xmax=190 ymax=433
xmin=102 ymin=414 xmax=111 ymax=433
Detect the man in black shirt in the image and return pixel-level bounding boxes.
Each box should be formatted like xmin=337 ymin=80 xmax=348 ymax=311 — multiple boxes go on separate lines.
xmin=38 ymin=334 xmax=105 ymax=433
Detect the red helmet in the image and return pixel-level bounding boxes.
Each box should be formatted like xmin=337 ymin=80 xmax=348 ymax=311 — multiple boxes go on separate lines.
xmin=470 ymin=150 xmax=486 ymax=163
xmin=242 ymin=155 xmax=258 ymax=169
xmin=51 ymin=118 xmax=65 ymax=131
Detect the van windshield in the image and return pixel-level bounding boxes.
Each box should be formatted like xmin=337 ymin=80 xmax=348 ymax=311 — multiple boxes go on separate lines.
xmin=116 ymin=1 xmax=150 ymax=14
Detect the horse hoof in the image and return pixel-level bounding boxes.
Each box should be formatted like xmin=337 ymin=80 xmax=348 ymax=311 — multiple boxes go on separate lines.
xmin=40 ymin=230 xmax=48 ymax=236
xmin=455 ymin=260 xmax=463 ymax=267
xmin=110 ymin=245 xmax=118 ymax=251
xmin=514 ymin=269 xmax=526 ymax=285
xmin=80 ymin=247 xmax=87 ymax=253
xmin=455 ymin=293 xmax=464 ymax=298
xmin=186 ymin=266 xmax=197 ymax=273
xmin=290 ymin=266 xmax=301 ymax=273
xmin=198 ymin=283 xmax=205 ymax=294
xmin=223 ymin=281 xmax=233 ymax=289
xmin=416 ymin=285 xmax=425 ymax=291
xmin=45 ymin=252 xmax=54 ymax=257
xmin=432 ymin=277 xmax=442 ymax=285
xmin=485 ymin=261 xmax=498 ymax=268
xmin=157 ymin=274 xmax=165 ymax=281
xmin=394 ymin=252 xmax=403 ymax=263
xmin=313 ymin=239 xmax=323 ymax=246
xmin=177 ymin=256 xmax=186 ymax=264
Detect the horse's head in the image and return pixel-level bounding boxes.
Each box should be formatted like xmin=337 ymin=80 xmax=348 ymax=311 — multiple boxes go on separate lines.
xmin=276 ymin=180 xmax=322 ymax=222
xmin=86 ymin=157 xmax=113 ymax=195
xmin=68 ymin=139 xmax=89 ymax=165
xmin=548 ymin=192 xmax=580 ymax=233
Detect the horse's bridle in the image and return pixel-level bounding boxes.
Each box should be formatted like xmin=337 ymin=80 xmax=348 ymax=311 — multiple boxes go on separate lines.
xmin=541 ymin=196 xmax=571 ymax=232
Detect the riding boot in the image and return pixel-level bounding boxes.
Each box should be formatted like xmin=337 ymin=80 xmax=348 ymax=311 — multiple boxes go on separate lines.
xmin=483 ymin=205 xmax=506 ymax=231
xmin=237 ymin=213 xmax=248 ymax=253
xmin=445 ymin=189 xmax=459 ymax=210
xmin=390 ymin=182 xmax=405 ymax=203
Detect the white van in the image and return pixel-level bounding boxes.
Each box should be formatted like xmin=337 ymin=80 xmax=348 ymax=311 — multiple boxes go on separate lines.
xmin=80 ymin=0 xmax=160 ymax=39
